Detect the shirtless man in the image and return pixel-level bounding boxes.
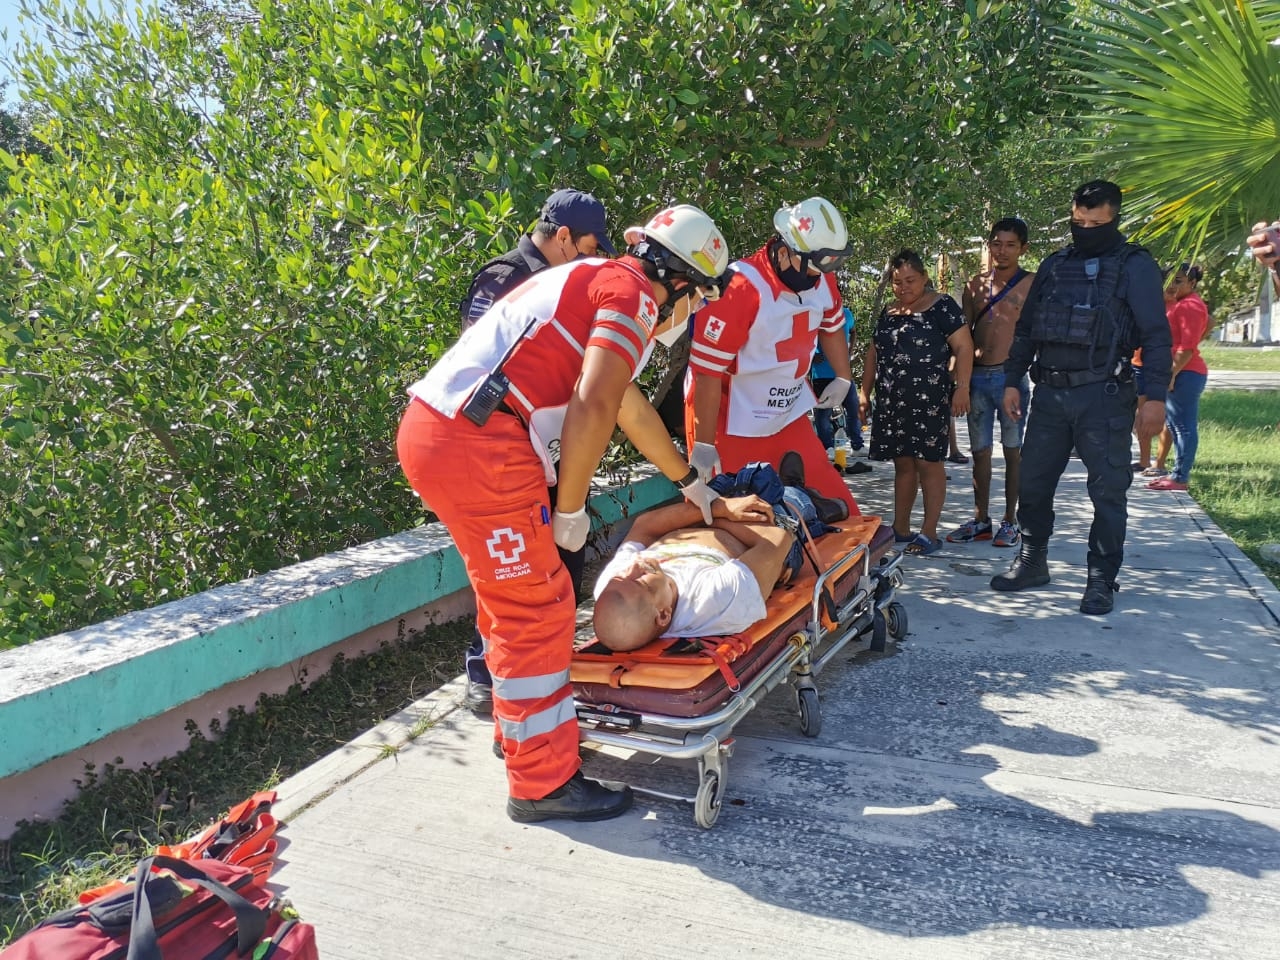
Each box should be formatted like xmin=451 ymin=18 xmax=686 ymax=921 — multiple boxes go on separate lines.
xmin=592 ymin=494 xmax=793 ymax=652
xmin=946 ymin=217 xmax=1036 ymax=549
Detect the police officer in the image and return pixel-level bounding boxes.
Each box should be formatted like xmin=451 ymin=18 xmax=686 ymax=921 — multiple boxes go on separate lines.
xmin=456 ymin=189 xmax=615 ymax=711
xmin=992 ymin=180 xmax=1171 ymax=615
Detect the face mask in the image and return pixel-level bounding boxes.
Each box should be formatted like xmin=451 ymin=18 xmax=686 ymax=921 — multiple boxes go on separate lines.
xmin=1070 ymin=219 xmax=1122 ymax=256
xmin=771 ymin=238 xmax=820 ymax=292
xmin=654 ymin=319 xmax=688 ymax=348
xmin=777 ymin=261 xmax=819 ymax=292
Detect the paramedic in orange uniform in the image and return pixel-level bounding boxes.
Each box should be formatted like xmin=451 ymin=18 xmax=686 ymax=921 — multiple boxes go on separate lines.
xmin=397 ymin=205 xmax=732 ymax=824
xmin=685 ymin=197 xmax=859 ymax=516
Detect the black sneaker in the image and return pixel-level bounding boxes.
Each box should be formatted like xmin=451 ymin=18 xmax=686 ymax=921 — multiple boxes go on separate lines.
xmin=778 ymin=450 xmax=806 ymax=488
xmin=464 ymin=678 xmax=494 ymax=713
xmin=805 ymin=488 xmax=849 ymax=524
xmin=844 ymin=460 xmax=872 ymax=475
xmin=507 ymin=772 xmax=634 ymax=823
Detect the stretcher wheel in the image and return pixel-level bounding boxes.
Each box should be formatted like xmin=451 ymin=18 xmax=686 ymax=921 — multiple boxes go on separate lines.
xmin=694 ymin=770 xmax=726 ymax=829
xmin=797 ymin=686 xmax=822 ymax=738
xmin=887 ymin=601 xmax=908 ymax=639
xmin=870 ymin=609 xmax=888 ymax=652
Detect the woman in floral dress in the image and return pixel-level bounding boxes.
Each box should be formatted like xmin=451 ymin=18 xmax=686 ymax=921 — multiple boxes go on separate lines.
xmin=857 ymin=250 xmax=973 ymax=554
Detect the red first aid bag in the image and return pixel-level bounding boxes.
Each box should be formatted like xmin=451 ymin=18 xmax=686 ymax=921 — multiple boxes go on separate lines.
xmin=0 ymin=854 xmax=318 ymax=960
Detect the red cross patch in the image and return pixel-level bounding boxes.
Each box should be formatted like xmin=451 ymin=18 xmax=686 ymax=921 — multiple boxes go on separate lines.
xmin=798 ymin=216 xmax=813 ymax=233
xmin=704 ymin=317 xmax=726 ymax=343
xmin=486 ymin=527 xmax=526 ymax=565
xmin=638 ymin=293 xmax=658 ymax=333
xmin=649 ymin=209 xmax=677 ymax=228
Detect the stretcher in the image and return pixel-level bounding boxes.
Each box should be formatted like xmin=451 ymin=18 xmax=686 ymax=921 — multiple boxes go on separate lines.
xmin=571 ymin=515 xmax=906 ymax=828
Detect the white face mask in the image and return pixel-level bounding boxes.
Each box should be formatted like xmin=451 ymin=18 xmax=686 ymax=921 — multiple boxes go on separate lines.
xmin=653 ymin=319 xmax=688 ymax=348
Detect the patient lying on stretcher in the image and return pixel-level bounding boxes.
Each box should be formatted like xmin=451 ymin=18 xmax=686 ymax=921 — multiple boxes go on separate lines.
xmin=592 ymin=466 xmax=845 ymax=652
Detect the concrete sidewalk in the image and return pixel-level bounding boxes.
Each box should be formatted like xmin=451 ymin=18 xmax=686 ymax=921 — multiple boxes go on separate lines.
xmin=269 ymin=433 xmax=1280 ymax=960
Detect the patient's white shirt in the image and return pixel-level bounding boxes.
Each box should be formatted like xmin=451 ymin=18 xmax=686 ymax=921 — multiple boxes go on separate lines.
xmin=594 ymin=540 xmax=766 ymax=638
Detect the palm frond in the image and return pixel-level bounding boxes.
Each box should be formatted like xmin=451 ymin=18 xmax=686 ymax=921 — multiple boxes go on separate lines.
xmin=1055 ymin=0 xmax=1280 ymax=259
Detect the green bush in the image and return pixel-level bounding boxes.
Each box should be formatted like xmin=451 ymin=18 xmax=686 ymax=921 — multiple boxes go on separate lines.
xmin=1 ymin=0 xmax=1075 ymax=645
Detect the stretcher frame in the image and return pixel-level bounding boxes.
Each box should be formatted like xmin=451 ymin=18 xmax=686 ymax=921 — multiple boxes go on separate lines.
xmin=574 ymin=529 xmax=906 ymax=828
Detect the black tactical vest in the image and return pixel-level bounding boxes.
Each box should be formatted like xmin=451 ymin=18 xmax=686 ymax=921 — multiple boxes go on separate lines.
xmin=458 ymin=247 xmax=537 ymax=327
xmin=1030 ymin=244 xmax=1143 ymax=362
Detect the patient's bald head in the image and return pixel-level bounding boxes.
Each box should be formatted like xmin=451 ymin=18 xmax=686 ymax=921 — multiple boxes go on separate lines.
xmin=593 ymin=586 xmax=663 ymax=652
xmin=592 ymin=553 xmax=677 ymax=652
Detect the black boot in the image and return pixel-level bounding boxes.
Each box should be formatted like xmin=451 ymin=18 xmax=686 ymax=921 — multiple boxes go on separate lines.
xmin=507 ymin=772 xmax=634 ymax=823
xmin=1080 ymin=574 xmax=1118 ymax=616
xmin=990 ymin=542 xmax=1050 ymax=592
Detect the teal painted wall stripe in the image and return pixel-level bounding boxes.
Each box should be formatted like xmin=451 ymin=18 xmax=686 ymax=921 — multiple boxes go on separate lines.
xmin=0 ymin=475 xmax=676 ymax=780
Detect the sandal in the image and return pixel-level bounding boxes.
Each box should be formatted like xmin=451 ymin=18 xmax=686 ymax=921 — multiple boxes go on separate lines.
xmin=1140 ymin=466 xmax=1168 ymax=478
xmin=904 ymin=533 xmax=943 ymax=556
xmin=946 ymin=452 xmax=969 ymax=464
xmin=894 ymin=529 xmax=916 ymax=543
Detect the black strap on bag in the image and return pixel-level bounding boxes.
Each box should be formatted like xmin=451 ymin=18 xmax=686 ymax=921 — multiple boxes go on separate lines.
xmin=125 ymin=855 xmax=268 ymax=960
xmin=972 ymin=268 xmax=1028 ymax=324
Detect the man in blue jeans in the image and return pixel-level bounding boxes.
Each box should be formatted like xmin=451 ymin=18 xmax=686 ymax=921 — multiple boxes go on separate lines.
xmin=811 ymin=306 xmax=871 ymax=474
xmin=948 ymin=218 xmax=1036 ymax=548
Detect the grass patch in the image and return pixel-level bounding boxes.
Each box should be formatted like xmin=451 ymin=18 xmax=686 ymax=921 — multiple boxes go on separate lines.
xmin=0 ymin=618 xmax=470 ymax=946
xmin=1199 ymin=343 xmax=1280 ymax=372
xmin=1191 ymin=390 xmax=1280 ymax=589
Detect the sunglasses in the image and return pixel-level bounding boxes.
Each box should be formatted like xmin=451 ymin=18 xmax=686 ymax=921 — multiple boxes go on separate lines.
xmin=784 ymin=243 xmax=848 ymax=274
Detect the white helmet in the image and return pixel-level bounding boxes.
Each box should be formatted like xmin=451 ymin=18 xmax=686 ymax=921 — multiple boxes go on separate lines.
xmin=626 ymin=204 xmax=732 ymax=300
xmin=773 ymin=196 xmax=852 ymax=273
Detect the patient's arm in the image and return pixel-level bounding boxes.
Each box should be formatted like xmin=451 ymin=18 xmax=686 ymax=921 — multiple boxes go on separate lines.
xmin=625 ymin=495 xmax=772 ymax=546
xmin=711 ymin=519 xmax=793 ymax=601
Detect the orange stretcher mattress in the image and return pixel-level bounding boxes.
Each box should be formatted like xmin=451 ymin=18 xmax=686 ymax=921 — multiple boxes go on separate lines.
xmin=572 ymin=516 xmax=892 ymax=718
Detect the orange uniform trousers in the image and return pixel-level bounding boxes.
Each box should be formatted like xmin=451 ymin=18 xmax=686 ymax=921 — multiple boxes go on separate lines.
xmin=396 ymin=399 xmax=579 ymax=800
xmin=685 ymin=402 xmax=860 ymax=516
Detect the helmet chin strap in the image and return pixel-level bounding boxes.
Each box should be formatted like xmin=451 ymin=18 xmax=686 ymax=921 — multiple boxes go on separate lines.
xmin=657 ymin=277 xmax=689 ymax=319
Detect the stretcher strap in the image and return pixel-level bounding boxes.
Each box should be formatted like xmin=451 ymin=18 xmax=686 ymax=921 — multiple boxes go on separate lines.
xmin=696 ymin=637 xmax=746 ymax=692
xmin=781 ymin=500 xmax=839 ymax=625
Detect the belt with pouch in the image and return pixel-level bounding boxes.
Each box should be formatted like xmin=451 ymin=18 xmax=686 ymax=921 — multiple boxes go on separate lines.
xmin=1031 ymin=364 xmax=1133 ymax=389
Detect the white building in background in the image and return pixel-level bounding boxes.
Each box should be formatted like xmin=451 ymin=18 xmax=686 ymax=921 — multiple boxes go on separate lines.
xmin=1219 ymin=274 xmax=1277 ymax=343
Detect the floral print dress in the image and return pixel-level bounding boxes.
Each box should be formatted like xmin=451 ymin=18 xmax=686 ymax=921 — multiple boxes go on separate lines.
xmin=869 ymin=295 xmax=966 ymax=462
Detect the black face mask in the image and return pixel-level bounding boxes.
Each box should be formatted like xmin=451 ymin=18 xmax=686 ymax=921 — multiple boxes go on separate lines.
xmin=772 ymin=241 xmax=819 ymax=292
xmin=1070 ymin=219 xmax=1122 ymax=256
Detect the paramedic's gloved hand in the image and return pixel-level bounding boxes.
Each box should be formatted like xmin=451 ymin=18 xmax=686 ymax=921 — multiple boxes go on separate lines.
xmin=676 ymin=469 xmax=719 ymax=525
xmin=552 ymin=507 xmax=590 ymax=551
xmin=815 ymin=377 xmax=851 ymax=410
xmin=689 ymin=441 xmax=722 ymax=483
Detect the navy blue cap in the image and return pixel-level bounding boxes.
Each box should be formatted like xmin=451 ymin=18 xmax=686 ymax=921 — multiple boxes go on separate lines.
xmin=539 ymin=189 xmax=616 ymax=255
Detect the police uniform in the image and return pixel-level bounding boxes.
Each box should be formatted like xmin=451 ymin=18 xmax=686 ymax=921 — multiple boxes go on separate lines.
xmin=1004 ymin=236 xmax=1171 ymax=583
xmin=399 ymin=257 xmax=659 ymax=800
xmin=684 ymin=244 xmax=858 ymax=514
xmin=459 ymin=235 xmax=551 ymax=331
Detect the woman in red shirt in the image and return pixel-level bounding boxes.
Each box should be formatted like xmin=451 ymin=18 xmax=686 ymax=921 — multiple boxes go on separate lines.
xmin=1148 ymin=263 xmax=1209 ymax=491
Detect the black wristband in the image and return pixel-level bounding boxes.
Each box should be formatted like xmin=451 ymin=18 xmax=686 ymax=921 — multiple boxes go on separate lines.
xmin=675 ymin=467 xmax=699 ymax=490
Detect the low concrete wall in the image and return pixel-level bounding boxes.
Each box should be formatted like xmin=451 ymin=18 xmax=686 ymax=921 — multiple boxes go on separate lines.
xmin=0 ymin=472 xmax=671 ymax=836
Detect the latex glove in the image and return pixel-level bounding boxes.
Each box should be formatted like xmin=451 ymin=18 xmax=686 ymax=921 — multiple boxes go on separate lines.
xmin=815 ymin=377 xmax=852 ymax=410
xmin=689 ymin=441 xmax=722 ymax=483
xmin=677 ymin=474 xmax=720 ymax=525
xmin=552 ymin=507 xmax=590 ymax=551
